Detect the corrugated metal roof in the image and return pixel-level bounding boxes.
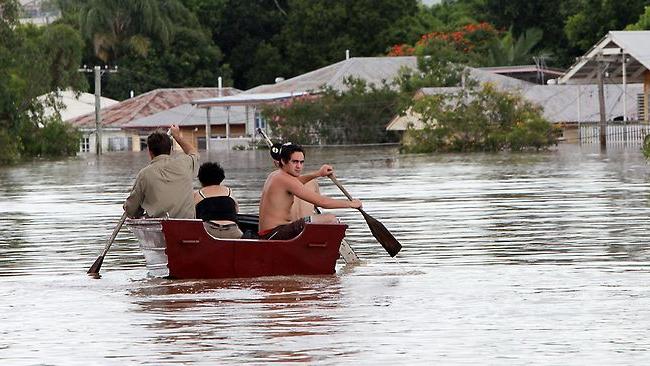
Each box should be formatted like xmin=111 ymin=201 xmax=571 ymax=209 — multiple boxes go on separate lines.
xmin=523 ymin=83 xmax=643 ymax=122
xmin=192 ymin=92 xmax=308 ymax=107
xmin=123 ymin=103 xmax=248 ymax=128
xmin=40 ymin=90 xmax=119 ymax=121
xmin=411 ymin=67 xmax=644 ymax=123
xmin=559 ymin=31 xmax=650 ymax=84
xmin=244 ymin=56 xmax=418 ymax=94
xmin=67 ymin=87 xmax=241 ymax=128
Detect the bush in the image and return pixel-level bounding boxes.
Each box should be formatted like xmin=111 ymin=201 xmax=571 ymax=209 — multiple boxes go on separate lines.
xmin=0 ymin=129 xmax=21 ymax=164
xmin=402 ymin=83 xmax=558 ymax=153
xmin=20 ymin=119 xmax=80 ymax=158
xmin=262 ymin=78 xmax=401 ymax=145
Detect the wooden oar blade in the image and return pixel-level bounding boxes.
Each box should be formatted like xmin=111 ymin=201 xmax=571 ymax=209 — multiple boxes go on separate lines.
xmin=360 ymin=211 xmax=402 ymax=257
xmin=87 ymin=255 xmax=105 ymax=274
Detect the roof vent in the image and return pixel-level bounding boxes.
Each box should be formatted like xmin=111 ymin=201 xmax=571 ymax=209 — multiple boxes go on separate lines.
xmin=274 ymin=77 xmax=285 ymax=83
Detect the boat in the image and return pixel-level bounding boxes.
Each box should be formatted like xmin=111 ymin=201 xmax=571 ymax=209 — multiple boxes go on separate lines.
xmin=126 ymin=214 xmax=348 ymax=279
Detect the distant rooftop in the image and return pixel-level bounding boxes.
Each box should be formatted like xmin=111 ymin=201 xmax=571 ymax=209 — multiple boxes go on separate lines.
xmin=245 ymin=56 xmax=418 ymax=94
xmin=193 ymin=92 xmax=308 ymax=107
xmin=560 ymin=31 xmax=650 ymax=84
xmin=39 ymin=90 xmax=119 ymax=121
xmin=124 ymin=103 xmax=248 ymax=129
xmin=67 ymin=87 xmax=240 ymax=129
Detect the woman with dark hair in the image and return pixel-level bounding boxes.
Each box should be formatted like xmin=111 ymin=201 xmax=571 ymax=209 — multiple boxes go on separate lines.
xmin=194 ymin=162 xmax=243 ymax=239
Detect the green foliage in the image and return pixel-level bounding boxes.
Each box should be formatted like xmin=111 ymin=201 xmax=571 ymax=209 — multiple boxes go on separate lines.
xmin=20 ymin=119 xmax=80 ymax=157
xmin=74 ymin=0 xmax=195 ymax=63
xmin=0 ymin=128 xmax=21 ymax=165
xmin=389 ymin=23 xmax=503 ymax=67
xmin=487 ymin=27 xmax=544 ymax=66
xmin=643 ymin=134 xmax=650 ymax=159
xmin=402 ymin=83 xmax=558 ymax=153
xmin=103 ymin=26 xmax=229 ymax=99
xmin=468 ymin=0 xmax=577 ymax=66
xmin=565 ymin=0 xmax=647 ymax=52
xmin=262 ymin=78 xmax=401 ymax=145
xmin=0 ymin=4 xmax=84 ymax=165
xmin=626 ymin=6 xmax=650 ymax=30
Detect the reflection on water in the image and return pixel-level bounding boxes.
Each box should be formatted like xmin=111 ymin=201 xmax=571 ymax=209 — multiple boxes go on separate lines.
xmin=2 ymin=144 xmax=650 ymax=364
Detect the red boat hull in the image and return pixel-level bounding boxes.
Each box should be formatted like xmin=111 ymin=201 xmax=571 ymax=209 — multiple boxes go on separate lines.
xmin=161 ymin=220 xmax=347 ymax=279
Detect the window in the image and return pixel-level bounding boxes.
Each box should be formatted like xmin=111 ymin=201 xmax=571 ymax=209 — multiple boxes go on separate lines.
xmin=108 ymin=137 xmax=132 ymax=152
xmin=255 ymin=111 xmax=266 ymax=130
xmin=80 ymin=137 xmax=90 ymax=152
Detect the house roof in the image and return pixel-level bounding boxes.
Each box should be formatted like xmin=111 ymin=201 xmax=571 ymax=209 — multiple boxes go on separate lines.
xmin=407 ymin=81 xmax=643 ymax=125
xmin=40 ymin=90 xmax=119 ymax=121
xmin=480 ymin=65 xmax=565 ymax=84
xmin=192 ymin=92 xmax=308 ymax=108
xmin=522 ymin=83 xmax=643 ymax=122
xmin=244 ymin=56 xmax=418 ymax=94
xmin=67 ymin=87 xmax=241 ymax=128
xmin=559 ymin=31 xmax=650 ymax=84
xmin=123 ymin=103 xmax=248 ymax=129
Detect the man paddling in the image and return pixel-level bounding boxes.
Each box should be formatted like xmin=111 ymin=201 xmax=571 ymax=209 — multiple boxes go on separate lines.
xmin=124 ymin=125 xmax=198 ymax=219
xmin=258 ymin=143 xmax=361 ymax=240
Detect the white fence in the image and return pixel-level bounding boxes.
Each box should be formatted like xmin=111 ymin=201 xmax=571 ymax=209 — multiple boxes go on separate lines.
xmin=578 ymin=122 xmax=650 ymax=145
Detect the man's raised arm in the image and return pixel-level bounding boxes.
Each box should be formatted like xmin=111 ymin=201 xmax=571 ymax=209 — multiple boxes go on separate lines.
xmin=169 ymin=124 xmax=197 ymax=155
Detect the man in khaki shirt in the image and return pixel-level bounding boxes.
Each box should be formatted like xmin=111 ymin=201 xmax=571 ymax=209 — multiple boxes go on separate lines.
xmin=124 ymin=125 xmax=198 ymax=219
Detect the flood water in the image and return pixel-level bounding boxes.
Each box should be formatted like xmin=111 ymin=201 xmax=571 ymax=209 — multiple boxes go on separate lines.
xmin=2 ymin=143 xmax=650 ymax=364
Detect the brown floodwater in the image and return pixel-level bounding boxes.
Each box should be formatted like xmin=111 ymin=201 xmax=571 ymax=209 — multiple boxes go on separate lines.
xmin=2 ymin=143 xmax=650 ymax=364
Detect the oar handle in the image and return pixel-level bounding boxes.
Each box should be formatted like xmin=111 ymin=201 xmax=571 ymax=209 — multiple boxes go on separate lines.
xmin=257 ymin=128 xmax=273 ymax=147
xmin=102 ymin=212 xmax=128 ymax=255
xmin=328 ymin=174 xmax=354 ymax=201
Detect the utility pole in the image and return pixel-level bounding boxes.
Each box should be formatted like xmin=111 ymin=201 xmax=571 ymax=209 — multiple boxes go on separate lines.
xmin=78 ymin=65 xmax=118 ymax=155
xmin=596 ymin=55 xmax=607 ymax=149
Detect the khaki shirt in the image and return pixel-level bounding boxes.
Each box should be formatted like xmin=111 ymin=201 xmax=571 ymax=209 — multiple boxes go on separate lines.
xmin=124 ymin=152 xmax=199 ymax=219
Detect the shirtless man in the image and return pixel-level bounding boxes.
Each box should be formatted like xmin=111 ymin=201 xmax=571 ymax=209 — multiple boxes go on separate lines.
xmin=258 ymin=143 xmax=361 ymax=240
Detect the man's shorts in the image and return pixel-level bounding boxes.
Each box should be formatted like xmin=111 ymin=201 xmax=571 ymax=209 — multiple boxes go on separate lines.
xmin=259 ymin=216 xmax=311 ymax=240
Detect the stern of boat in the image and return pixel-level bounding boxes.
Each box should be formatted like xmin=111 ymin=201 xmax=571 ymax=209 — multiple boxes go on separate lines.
xmin=125 ymin=218 xmax=169 ymax=277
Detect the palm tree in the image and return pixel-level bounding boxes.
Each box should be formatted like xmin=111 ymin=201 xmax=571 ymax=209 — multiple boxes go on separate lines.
xmin=77 ymin=0 xmax=190 ymax=63
xmin=487 ymin=27 xmax=544 ymax=66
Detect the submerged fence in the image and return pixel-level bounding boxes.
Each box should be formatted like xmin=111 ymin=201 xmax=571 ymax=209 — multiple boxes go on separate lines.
xmin=577 ymin=121 xmax=650 ymax=146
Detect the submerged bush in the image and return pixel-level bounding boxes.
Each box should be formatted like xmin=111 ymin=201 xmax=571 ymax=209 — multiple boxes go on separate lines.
xmin=262 ymin=77 xmax=401 ymax=145
xmin=643 ymin=134 xmax=650 ymax=159
xmin=401 ymin=83 xmax=559 ymax=153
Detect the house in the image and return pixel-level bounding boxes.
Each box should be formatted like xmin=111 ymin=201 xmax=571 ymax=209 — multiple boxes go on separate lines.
xmin=389 ymin=56 xmax=646 ymax=143
xmin=559 ymin=31 xmax=650 ymax=122
xmin=67 ymin=87 xmax=240 ymax=153
xmin=191 ymin=57 xmax=419 ymax=145
xmin=39 ymin=89 xmax=119 ymax=122
xmin=123 ymin=103 xmax=250 ymax=151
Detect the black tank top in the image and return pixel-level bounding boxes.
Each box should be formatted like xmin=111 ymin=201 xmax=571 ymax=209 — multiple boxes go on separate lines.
xmin=195 ymin=188 xmax=238 ymax=222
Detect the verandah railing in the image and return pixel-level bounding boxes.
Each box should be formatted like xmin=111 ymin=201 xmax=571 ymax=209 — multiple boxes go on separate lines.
xmin=578 ymin=121 xmax=650 ymax=145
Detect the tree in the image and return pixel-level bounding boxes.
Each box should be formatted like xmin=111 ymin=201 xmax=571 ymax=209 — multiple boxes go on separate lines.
xmin=626 ymin=5 xmax=650 ymax=29
xmin=263 ymin=78 xmax=401 ymax=145
xmin=0 ymin=4 xmax=85 ymax=164
xmin=103 ymin=26 xmax=230 ymax=99
xmin=487 ymin=27 xmax=545 ymax=66
xmin=73 ymin=0 xmax=193 ymax=64
xmin=402 ymin=83 xmax=558 ymax=153
xmin=564 ymin=0 xmax=647 ymax=52
xmin=182 ymin=0 xmax=287 ymax=89
xmin=59 ymin=0 xmax=230 ymax=99
xmin=279 ymin=0 xmax=419 ymax=77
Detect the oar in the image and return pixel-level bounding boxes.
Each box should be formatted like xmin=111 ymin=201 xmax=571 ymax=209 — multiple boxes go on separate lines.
xmin=255 ymin=128 xmax=360 ymax=263
xmin=328 ymin=175 xmax=402 ymax=257
xmin=87 ymin=212 xmax=128 ymax=275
